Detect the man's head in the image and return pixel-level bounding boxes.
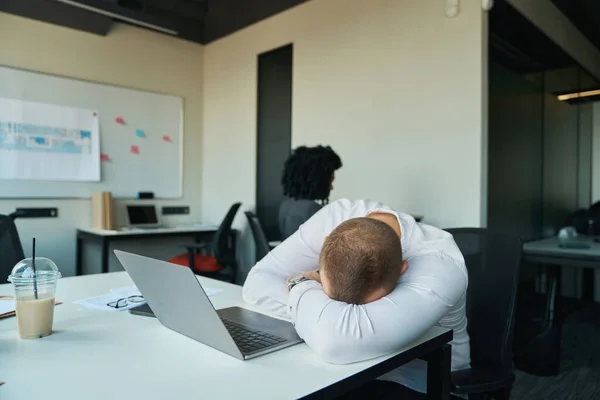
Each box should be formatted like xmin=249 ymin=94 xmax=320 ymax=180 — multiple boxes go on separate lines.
xmin=319 ymin=217 xmax=407 ymax=304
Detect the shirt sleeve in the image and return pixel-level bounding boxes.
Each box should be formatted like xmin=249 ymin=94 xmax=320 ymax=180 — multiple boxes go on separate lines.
xmin=287 ymin=254 xmax=467 ymax=364
xmin=241 ymin=203 xmax=331 ymax=318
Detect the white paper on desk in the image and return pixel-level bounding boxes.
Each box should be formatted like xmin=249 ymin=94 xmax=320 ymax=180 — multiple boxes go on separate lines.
xmin=73 ymin=286 xmax=222 ymax=312
xmin=73 ymin=285 xmax=144 ymax=312
xmin=111 ymin=285 xmax=222 ymax=298
xmin=202 ymin=287 xmax=223 ymax=297
xmin=0 ymin=300 xmax=15 ymax=315
xmin=73 ymin=293 xmax=140 ymax=312
xmin=110 ymin=286 xmax=142 ymax=297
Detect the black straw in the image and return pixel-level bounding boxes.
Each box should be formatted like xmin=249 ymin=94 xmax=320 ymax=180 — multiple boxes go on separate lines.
xmin=32 ymin=238 xmax=38 ymax=300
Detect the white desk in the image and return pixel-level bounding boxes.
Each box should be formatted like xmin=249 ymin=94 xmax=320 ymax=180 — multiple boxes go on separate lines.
xmin=76 ymin=225 xmax=219 ymax=275
xmin=0 ymin=272 xmax=452 ymax=399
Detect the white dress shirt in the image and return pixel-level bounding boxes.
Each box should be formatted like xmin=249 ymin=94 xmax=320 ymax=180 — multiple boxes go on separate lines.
xmin=242 ymin=199 xmax=470 ymax=393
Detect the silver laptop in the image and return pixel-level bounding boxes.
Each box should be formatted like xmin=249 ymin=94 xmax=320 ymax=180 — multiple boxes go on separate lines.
xmin=114 ymin=250 xmax=303 ymax=360
xmin=126 ymin=205 xmax=161 ymax=228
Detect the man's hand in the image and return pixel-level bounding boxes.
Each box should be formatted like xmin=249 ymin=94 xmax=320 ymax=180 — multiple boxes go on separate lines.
xmin=302 ymin=270 xmax=321 ymax=283
xmin=286 ymin=270 xmax=321 ymax=291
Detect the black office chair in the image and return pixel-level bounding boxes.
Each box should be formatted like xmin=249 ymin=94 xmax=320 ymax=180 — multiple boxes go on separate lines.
xmin=445 ymin=228 xmax=521 ymax=400
xmin=169 ymin=203 xmax=241 ymax=284
xmin=0 ymin=214 xmax=26 ymax=282
xmin=245 ymin=211 xmax=271 ymax=262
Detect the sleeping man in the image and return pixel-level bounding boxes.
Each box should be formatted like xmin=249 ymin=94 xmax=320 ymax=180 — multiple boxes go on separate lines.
xmin=242 ymin=199 xmax=470 ymax=398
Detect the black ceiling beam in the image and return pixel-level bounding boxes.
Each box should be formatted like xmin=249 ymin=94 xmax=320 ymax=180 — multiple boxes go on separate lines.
xmin=1 ymin=0 xmax=311 ymax=45
xmin=55 ymin=0 xmax=180 ymax=34
xmin=60 ymin=0 xmax=205 ymax=43
xmin=144 ymin=0 xmax=207 ymax=21
xmin=490 ymin=0 xmax=575 ymax=74
xmin=552 ymin=0 xmax=600 ymax=55
xmin=203 ymin=0 xmax=309 ymax=44
xmin=0 ymin=0 xmax=113 ymax=36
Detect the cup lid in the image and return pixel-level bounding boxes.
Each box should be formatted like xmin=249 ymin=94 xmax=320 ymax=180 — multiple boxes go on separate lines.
xmin=8 ymin=257 xmax=61 ymax=284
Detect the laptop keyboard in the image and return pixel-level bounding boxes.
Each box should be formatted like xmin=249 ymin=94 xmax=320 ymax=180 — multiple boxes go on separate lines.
xmin=221 ymin=317 xmax=287 ymax=354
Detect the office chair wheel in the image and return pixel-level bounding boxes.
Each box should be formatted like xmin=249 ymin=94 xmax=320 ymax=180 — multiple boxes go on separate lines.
xmin=468 ymin=389 xmax=511 ymax=400
xmin=489 ymin=387 xmax=511 ymax=400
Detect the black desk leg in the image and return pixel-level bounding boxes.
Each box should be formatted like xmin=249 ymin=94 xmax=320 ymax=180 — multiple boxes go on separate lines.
xmin=76 ymin=235 xmax=83 ymax=276
xmin=545 ymin=265 xmax=561 ymax=323
xmin=101 ymin=239 xmax=110 ymax=274
xmin=582 ymin=268 xmax=595 ymax=304
xmin=426 ymin=344 xmax=451 ymax=400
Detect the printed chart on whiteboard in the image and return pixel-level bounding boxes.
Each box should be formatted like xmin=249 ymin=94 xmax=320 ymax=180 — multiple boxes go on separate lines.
xmin=0 ymin=97 xmax=100 ymax=182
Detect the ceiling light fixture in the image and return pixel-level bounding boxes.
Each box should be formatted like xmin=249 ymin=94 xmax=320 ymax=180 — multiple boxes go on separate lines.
xmin=54 ymin=0 xmax=178 ymax=35
xmin=557 ymin=89 xmax=600 ymax=101
xmin=445 ymin=0 xmax=460 ymax=18
xmin=482 ymin=0 xmax=494 ymax=11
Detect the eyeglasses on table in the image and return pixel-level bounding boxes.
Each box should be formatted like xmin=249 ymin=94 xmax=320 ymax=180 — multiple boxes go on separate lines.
xmin=106 ymin=295 xmax=145 ymax=309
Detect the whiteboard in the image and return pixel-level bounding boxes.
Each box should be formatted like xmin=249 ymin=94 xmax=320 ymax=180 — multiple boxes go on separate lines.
xmin=0 ymin=65 xmax=183 ymax=198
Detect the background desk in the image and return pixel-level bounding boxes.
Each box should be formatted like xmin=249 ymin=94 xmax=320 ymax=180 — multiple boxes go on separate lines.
xmin=0 ymin=272 xmax=452 ymax=399
xmin=520 ymin=236 xmax=600 ymax=375
xmin=523 ymin=236 xmax=600 ymax=302
xmin=76 ymin=226 xmax=219 ymax=275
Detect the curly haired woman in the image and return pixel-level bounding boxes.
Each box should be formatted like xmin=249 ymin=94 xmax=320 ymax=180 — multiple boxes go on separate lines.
xmin=279 ymin=145 xmax=342 ymax=239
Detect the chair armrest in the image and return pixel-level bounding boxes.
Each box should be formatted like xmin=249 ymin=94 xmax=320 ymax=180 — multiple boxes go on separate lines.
xmin=451 ymin=367 xmax=515 ymax=394
xmin=8 ymin=210 xmax=25 ymax=220
xmin=183 ymin=242 xmax=210 ymax=250
xmin=184 ymin=242 xmax=212 ymax=256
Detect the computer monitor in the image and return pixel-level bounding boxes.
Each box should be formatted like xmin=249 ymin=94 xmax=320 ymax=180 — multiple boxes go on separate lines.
xmin=126 ymin=205 xmax=159 ymax=228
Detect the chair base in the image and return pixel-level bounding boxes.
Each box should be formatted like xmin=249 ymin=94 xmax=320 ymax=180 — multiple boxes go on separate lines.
xmin=513 ymin=285 xmax=562 ymax=377
xmin=514 ymin=321 xmax=561 ymax=376
xmin=451 ymin=368 xmax=514 ymax=398
xmin=468 ymin=387 xmax=512 ymax=400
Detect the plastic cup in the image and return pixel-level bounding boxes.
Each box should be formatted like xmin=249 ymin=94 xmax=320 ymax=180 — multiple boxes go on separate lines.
xmin=8 ymin=257 xmax=61 ymax=339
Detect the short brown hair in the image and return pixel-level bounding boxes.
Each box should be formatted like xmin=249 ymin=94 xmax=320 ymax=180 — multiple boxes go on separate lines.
xmin=320 ymin=217 xmax=403 ymax=304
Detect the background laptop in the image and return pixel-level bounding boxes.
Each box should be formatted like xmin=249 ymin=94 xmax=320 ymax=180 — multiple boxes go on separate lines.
xmin=114 ymin=250 xmax=303 ymax=360
xmin=126 ymin=205 xmax=160 ymax=228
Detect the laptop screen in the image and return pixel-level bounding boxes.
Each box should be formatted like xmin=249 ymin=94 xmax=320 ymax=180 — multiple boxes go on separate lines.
xmin=127 ymin=205 xmax=158 ymax=225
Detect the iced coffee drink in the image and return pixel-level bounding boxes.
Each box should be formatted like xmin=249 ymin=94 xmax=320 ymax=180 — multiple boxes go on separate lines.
xmin=8 ymin=257 xmax=61 ymax=339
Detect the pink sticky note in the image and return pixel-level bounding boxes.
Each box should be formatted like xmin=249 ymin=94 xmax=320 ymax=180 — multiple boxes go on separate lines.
xmin=130 ymin=145 xmax=139 ymax=155
xmin=115 ymin=117 xmax=126 ymax=125
xmin=162 ymin=135 xmax=172 ymax=143
xmin=100 ymin=153 xmax=111 ymax=161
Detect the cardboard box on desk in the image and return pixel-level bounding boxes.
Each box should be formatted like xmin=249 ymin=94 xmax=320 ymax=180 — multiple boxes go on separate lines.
xmin=91 ymin=191 xmax=113 ymax=230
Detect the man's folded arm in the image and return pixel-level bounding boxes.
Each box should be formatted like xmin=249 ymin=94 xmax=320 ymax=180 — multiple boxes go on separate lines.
xmin=242 ymin=205 xmax=330 ymax=317
xmin=242 ymin=199 xmax=394 ymax=318
xmin=288 ymin=258 xmax=467 ymax=364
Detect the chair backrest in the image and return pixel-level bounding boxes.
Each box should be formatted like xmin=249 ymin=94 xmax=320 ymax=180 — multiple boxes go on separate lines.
xmin=212 ymin=203 xmax=242 ymax=264
xmin=245 ymin=211 xmax=271 ymax=262
xmin=445 ymin=228 xmax=522 ymax=370
xmin=0 ymin=215 xmax=25 ymax=282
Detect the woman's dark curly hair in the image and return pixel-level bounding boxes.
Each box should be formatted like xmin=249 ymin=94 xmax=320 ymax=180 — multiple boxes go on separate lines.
xmin=281 ymin=145 xmax=342 ymax=202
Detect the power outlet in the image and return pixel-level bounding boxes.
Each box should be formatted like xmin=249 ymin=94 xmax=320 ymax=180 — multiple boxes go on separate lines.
xmin=162 ymin=206 xmax=190 ymax=215
xmin=16 ymin=208 xmax=58 ymax=218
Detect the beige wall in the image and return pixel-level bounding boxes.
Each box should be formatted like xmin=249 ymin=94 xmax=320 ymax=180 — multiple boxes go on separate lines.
xmin=0 ymin=0 xmax=490 ymax=278
xmin=202 ymin=0 xmax=488 ymax=274
xmin=0 ymin=13 xmax=204 ymax=276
